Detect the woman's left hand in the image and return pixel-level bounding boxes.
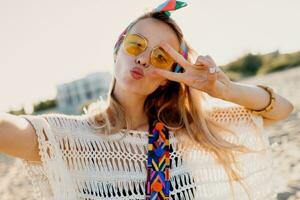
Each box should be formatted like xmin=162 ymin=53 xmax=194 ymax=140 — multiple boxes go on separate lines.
xmin=151 ymin=41 xmax=233 ymax=99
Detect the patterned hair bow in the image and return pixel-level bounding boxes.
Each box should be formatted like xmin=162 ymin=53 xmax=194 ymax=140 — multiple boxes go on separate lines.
xmin=154 ymin=0 xmax=188 ymax=17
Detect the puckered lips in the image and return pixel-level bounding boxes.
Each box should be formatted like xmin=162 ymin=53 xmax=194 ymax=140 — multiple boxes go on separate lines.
xmin=130 ymin=67 xmax=144 ymax=80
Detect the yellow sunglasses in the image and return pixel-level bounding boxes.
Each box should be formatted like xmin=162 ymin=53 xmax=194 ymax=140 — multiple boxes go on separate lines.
xmin=123 ymin=33 xmax=176 ymax=70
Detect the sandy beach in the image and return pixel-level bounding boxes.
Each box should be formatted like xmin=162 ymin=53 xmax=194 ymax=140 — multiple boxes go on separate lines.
xmin=240 ymin=67 xmax=300 ymax=200
xmin=0 ymin=67 xmax=299 ymax=200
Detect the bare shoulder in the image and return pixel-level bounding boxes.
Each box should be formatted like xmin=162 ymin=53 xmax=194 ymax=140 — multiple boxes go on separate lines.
xmin=0 ymin=112 xmax=88 ymax=163
xmin=0 ymin=113 xmax=41 ymax=162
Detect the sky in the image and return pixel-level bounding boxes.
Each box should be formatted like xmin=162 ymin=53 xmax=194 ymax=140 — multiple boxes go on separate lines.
xmin=0 ymin=0 xmax=299 ymax=112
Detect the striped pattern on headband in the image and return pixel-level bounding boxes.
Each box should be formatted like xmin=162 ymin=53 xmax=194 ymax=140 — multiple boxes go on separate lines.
xmin=113 ymin=22 xmax=135 ymax=60
xmin=174 ymin=41 xmax=188 ymax=73
xmin=154 ymin=0 xmax=187 ymax=17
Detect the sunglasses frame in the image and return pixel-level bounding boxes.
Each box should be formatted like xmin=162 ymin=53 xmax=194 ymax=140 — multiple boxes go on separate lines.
xmin=122 ymin=32 xmax=177 ymax=70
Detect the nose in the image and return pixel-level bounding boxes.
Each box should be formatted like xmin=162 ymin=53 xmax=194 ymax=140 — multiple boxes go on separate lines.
xmin=135 ymin=51 xmax=150 ymax=68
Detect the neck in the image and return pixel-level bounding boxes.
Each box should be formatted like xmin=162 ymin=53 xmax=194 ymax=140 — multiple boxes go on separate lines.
xmin=113 ymin=82 xmax=149 ymax=131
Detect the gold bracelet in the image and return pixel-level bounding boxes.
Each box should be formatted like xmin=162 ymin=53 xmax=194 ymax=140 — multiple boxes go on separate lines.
xmin=250 ymin=84 xmax=276 ymax=115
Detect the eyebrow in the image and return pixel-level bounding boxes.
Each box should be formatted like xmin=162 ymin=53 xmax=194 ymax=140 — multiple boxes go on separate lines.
xmin=128 ymin=32 xmax=179 ymax=51
xmin=131 ymin=32 xmax=148 ymax=41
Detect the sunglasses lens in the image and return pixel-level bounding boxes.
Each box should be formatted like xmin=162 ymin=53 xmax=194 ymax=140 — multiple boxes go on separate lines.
xmin=151 ymin=47 xmax=174 ymax=70
xmin=123 ymin=33 xmax=174 ymax=70
xmin=123 ymin=34 xmax=147 ymax=56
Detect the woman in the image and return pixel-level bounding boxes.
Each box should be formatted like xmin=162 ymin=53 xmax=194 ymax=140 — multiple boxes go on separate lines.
xmin=0 ymin=0 xmax=294 ymax=199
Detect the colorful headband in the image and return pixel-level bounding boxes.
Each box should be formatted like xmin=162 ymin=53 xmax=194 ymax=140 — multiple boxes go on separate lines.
xmin=174 ymin=40 xmax=188 ymax=73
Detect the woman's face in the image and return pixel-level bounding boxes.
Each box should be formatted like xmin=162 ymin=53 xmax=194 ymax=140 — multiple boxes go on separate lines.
xmin=114 ymin=18 xmax=180 ymax=96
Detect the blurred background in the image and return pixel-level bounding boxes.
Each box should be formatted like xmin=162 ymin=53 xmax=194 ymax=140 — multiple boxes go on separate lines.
xmin=0 ymin=0 xmax=299 ymax=199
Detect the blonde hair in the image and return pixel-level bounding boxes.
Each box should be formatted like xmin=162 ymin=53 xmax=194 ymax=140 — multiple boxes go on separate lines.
xmin=85 ymin=11 xmax=263 ymax=200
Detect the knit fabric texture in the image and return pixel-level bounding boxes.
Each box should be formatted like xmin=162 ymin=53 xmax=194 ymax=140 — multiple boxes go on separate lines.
xmin=17 ymin=103 xmax=278 ymax=200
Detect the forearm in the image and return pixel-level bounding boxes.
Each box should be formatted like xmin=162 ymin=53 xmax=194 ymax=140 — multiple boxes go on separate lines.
xmin=219 ymin=81 xmax=294 ymax=120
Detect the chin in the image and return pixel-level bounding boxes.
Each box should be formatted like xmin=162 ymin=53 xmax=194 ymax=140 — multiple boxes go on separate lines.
xmin=128 ymin=81 xmax=145 ymax=91
xmin=126 ymin=81 xmax=154 ymax=96
xmin=120 ymin=76 xmax=141 ymax=90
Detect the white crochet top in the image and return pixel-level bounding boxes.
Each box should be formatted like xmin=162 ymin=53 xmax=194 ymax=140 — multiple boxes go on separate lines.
xmin=18 ymin=104 xmax=277 ymax=200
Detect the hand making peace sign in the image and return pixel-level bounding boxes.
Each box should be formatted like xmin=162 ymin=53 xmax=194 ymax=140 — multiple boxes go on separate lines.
xmin=151 ymin=41 xmax=232 ymax=98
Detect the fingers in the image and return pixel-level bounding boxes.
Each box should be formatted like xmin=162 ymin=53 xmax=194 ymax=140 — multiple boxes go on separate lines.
xmin=194 ymin=55 xmax=216 ymax=68
xmin=195 ymin=55 xmax=211 ymax=67
xmin=195 ymin=55 xmax=221 ymax=75
xmin=207 ymin=66 xmax=219 ymax=84
xmin=159 ymin=41 xmax=192 ymax=69
xmin=208 ymin=65 xmax=221 ymax=74
xmin=152 ymin=68 xmax=183 ymax=83
xmin=204 ymin=55 xmax=216 ymax=65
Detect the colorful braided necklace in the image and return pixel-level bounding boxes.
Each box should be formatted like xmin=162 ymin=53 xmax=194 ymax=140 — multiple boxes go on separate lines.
xmin=146 ymin=120 xmax=171 ymax=200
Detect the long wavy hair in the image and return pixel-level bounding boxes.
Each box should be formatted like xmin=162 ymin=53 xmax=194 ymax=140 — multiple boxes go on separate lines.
xmin=85 ymin=11 xmax=264 ymax=200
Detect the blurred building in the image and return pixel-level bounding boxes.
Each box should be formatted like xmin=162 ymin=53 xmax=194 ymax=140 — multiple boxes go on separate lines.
xmin=56 ymin=72 xmax=112 ymax=114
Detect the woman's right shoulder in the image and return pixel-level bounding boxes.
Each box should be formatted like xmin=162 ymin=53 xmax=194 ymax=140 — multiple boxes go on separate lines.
xmin=20 ymin=112 xmax=92 ymax=134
